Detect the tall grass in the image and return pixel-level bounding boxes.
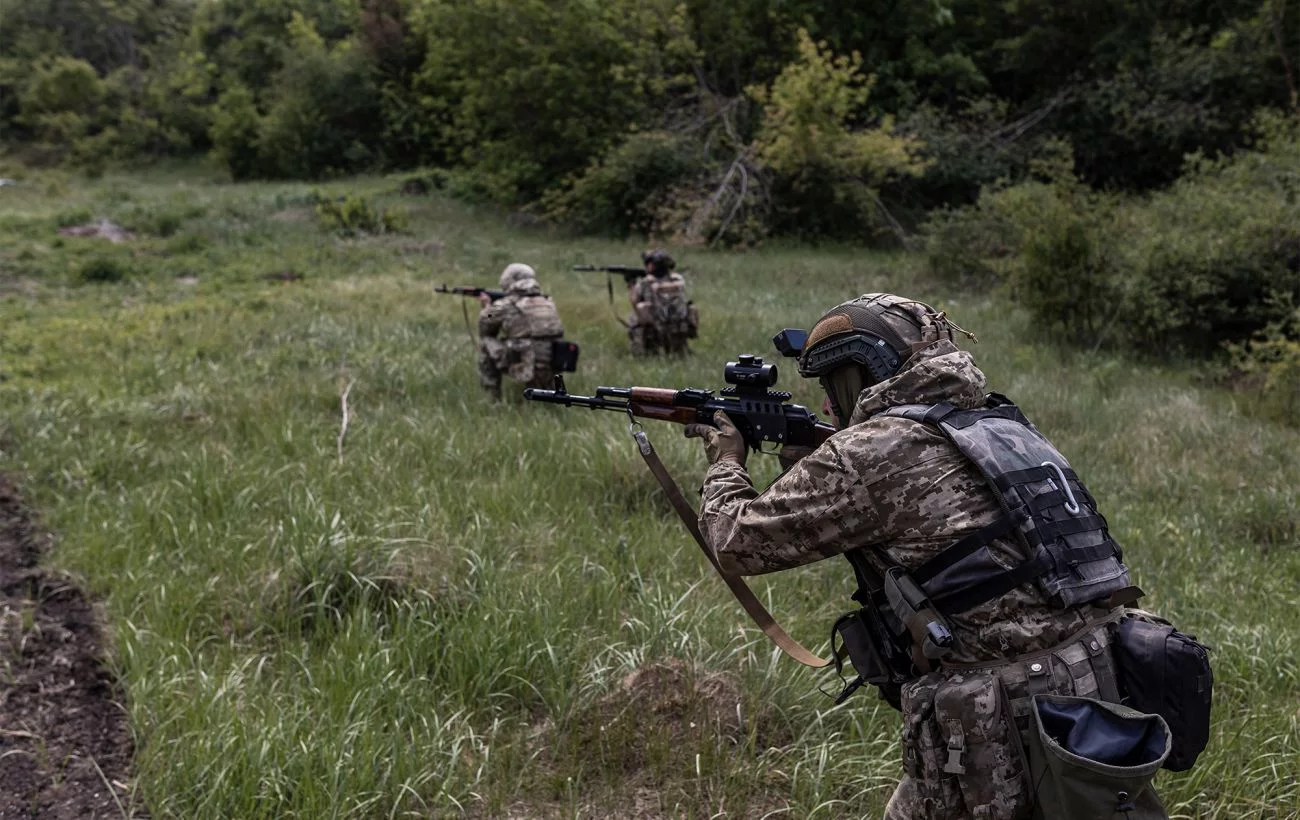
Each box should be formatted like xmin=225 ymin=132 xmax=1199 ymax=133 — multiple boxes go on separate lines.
xmin=1 ymin=167 xmax=1297 ymax=817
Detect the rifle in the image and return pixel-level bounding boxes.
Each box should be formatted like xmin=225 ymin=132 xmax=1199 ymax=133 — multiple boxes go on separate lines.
xmin=524 ymin=354 xmax=834 ymax=452
xmin=435 ymin=284 xmax=506 ymax=302
xmin=524 ymin=352 xmax=837 ymax=668
xmin=573 ymin=264 xmax=645 ymax=327
xmin=572 ymin=264 xmax=643 ymax=286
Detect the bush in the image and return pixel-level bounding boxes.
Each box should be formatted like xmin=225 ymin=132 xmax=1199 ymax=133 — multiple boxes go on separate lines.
xmin=78 ymin=256 xmax=129 ymax=283
xmin=543 ymin=131 xmax=706 ymax=237
xmin=927 ymin=123 xmax=1300 ymax=355
xmin=1228 ymin=307 xmax=1300 ymax=426
xmin=315 ymin=193 xmax=406 ymax=237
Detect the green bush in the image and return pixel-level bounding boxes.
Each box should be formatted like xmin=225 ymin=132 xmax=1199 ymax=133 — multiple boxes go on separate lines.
xmin=1228 ymin=308 xmax=1300 ymax=426
xmin=927 ymin=124 xmax=1300 ymax=355
xmin=543 ymin=131 xmax=706 ymax=237
xmin=314 ymin=193 xmax=406 ymax=237
xmin=78 ymin=255 xmax=129 ymax=283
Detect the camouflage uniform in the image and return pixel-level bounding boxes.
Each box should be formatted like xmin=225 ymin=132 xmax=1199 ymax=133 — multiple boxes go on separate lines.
xmin=629 ymin=268 xmax=696 ymax=356
xmin=478 ymin=266 xmax=564 ymax=400
xmin=697 ymin=327 xmax=1144 ymax=818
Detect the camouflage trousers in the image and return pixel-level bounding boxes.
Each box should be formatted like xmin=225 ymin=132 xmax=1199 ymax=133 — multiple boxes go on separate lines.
xmin=628 ymin=322 xmax=689 ymax=357
xmin=478 ymin=339 xmax=554 ymax=400
xmin=884 ymin=616 xmax=1155 ymax=820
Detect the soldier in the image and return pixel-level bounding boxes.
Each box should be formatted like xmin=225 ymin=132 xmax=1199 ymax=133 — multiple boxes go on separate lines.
xmin=478 ymin=263 xmax=564 ymax=401
xmin=628 ymin=249 xmax=698 ymax=356
xmin=683 ymin=294 xmax=1169 ymax=819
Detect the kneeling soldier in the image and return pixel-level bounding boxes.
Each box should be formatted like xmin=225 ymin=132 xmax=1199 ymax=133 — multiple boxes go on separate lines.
xmin=478 ymin=263 xmax=564 ymax=401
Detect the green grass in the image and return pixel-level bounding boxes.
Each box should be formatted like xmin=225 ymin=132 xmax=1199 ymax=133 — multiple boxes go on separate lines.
xmin=1 ymin=165 xmax=1297 ymax=818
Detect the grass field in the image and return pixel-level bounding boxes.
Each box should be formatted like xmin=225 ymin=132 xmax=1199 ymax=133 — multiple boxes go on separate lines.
xmin=1 ymin=165 xmax=1298 ymax=818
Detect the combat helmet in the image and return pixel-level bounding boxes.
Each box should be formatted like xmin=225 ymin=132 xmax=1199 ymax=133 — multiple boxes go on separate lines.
xmin=499 ymin=262 xmax=536 ymax=290
xmin=642 ymin=249 xmax=675 ymax=277
xmin=799 ymin=294 xmax=971 ymax=422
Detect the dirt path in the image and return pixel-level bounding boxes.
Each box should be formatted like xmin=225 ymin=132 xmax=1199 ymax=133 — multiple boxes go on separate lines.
xmin=0 ymin=475 xmax=140 ymax=819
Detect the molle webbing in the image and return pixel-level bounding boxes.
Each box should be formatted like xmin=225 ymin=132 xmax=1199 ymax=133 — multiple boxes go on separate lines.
xmin=882 ymin=397 xmax=1132 ymax=614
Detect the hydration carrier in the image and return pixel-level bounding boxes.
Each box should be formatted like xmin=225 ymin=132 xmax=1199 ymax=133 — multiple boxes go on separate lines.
xmin=881 ymin=394 xmax=1134 ymax=615
xmin=645 ymin=274 xmax=690 ymax=330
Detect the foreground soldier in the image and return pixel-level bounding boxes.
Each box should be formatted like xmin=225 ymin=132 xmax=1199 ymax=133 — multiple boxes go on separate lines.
xmin=477 ymin=263 xmax=564 ymax=401
xmin=685 ymin=294 xmax=1178 ymax=819
xmin=628 ymin=249 xmax=698 ymax=356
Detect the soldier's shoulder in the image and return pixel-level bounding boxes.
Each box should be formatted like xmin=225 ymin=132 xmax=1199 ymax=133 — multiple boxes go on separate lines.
xmin=831 ymin=415 xmax=954 ymax=469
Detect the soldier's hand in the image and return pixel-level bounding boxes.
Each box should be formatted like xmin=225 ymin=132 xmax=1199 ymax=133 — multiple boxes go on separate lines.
xmin=684 ymin=410 xmax=747 ymax=467
xmin=777 ymin=444 xmax=815 ymax=472
xmin=478 ymin=293 xmax=493 ymax=308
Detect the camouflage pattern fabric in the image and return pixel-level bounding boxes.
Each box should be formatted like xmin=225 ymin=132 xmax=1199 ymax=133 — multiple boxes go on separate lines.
xmin=628 ymin=272 xmax=692 ymax=355
xmin=477 ymin=276 xmax=563 ymax=396
xmin=696 ymin=337 xmax=1137 ymax=818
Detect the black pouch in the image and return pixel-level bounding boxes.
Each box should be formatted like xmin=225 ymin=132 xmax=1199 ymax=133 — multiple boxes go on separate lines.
xmin=551 ymin=340 xmax=580 ymax=372
xmin=830 ymin=609 xmax=908 ymax=710
xmin=1111 ymin=615 xmax=1212 ymax=772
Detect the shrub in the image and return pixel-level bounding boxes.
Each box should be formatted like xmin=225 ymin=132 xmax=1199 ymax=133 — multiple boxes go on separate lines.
xmin=748 ymin=29 xmax=929 ymax=240
xmin=315 ymin=193 xmax=406 ymax=237
xmin=78 ymin=256 xmax=128 ymax=283
xmin=542 ymin=131 xmax=706 ymax=237
xmin=1228 ymin=308 xmax=1300 ymax=426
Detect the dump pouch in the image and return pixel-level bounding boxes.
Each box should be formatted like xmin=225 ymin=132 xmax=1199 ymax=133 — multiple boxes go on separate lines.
xmin=551 ymin=340 xmax=580 ymax=373
xmin=1027 ymin=695 xmax=1169 ymax=820
xmin=1110 ymin=614 xmax=1212 ymax=772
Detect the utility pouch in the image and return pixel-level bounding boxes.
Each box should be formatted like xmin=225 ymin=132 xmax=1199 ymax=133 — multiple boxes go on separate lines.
xmin=830 ymin=610 xmax=907 ymax=710
xmin=1027 ymin=694 xmax=1169 ymax=820
xmin=1110 ymin=614 xmax=1212 ymax=772
xmin=505 ymin=339 xmax=535 ymax=383
xmin=551 ymin=340 xmax=580 ymax=373
xmin=933 ymin=671 xmax=1031 ymax=819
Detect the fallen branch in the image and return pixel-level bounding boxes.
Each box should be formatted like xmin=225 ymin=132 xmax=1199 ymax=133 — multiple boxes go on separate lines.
xmin=337 ymin=379 xmax=356 ymax=464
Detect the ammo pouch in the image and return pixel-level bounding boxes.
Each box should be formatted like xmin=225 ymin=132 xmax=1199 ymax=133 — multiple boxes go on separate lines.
xmin=1110 ymin=614 xmax=1212 ymax=772
xmin=551 ymin=339 xmax=580 ymax=373
xmin=1027 ymin=694 xmax=1169 ymax=820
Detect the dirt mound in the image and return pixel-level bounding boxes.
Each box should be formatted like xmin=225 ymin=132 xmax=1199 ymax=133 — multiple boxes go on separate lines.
xmin=0 ymin=475 xmax=142 ymax=819
xmin=56 ymin=220 xmax=135 ymax=244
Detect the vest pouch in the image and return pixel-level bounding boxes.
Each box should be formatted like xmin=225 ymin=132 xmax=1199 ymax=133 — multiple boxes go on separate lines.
xmin=504 ymin=338 xmax=536 ymax=383
xmin=933 ymin=671 xmax=1031 ymax=820
xmin=551 ymin=340 xmax=580 ymax=373
xmin=1027 ymin=694 xmax=1169 ymax=820
xmin=1110 ymin=614 xmax=1212 ymax=772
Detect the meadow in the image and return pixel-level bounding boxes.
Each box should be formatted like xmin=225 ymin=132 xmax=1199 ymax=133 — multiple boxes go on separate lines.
xmin=0 ymin=167 xmax=1297 ymax=818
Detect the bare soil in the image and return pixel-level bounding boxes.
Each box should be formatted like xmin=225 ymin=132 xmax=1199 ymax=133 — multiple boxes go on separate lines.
xmin=0 ymin=475 xmax=140 ymax=819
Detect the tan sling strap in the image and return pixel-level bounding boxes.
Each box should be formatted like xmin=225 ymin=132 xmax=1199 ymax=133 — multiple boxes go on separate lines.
xmin=631 ymin=427 xmax=831 ymax=669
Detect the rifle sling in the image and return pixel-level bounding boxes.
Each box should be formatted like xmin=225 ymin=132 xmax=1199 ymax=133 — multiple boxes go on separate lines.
xmin=608 ymin=273 xmax=630 ymax=329
xmin=631 ymin=429 xmax=830 ymax=669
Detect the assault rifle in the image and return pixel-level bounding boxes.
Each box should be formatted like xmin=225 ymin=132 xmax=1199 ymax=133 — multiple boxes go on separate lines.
xmin=523 ymin=355 xmax=836 ymax=452
xmin=572 ymin=264 xmax=643 ymax=286
xmin=435 ymin=284 xmax=505 ymax=301
xmin=524 ymin=352 xmax=836 ymax=668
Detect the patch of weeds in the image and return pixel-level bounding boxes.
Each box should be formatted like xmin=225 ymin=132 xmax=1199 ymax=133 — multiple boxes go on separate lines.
xmin=54 ymin=209 xmax=94 ymax=229
xmin=397 ymin=169 xmax=449 ymax=196
xmin=314 ymin=191 xmax=407 ymax=237
xmin=77 ymin=256 xmax=129 ymax=283
xmin=164 ymin=232 xmax=211 ymax=256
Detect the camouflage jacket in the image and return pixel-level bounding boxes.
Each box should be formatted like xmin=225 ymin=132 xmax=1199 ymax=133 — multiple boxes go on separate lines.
xmin=479 ymin=279 xmax=564 ymax=342
xmin=697 ymin=340 xmax=1109 ymax=664
xmin=630 ymin=272 xmax=689 ymax=328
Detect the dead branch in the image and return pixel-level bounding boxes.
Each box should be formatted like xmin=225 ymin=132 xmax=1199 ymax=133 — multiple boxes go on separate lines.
xmin=337 ymin=379 xmax=356 ymax=464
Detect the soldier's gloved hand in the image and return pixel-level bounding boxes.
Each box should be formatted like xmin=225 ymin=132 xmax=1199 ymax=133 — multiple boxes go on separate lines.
xmin=684 ymin=410 xmax=747 ymax=467
xmin=777 ymin=444 xmax=815 ymax=472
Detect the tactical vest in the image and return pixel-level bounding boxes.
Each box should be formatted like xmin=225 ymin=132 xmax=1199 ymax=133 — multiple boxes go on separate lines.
xmin=880 ymin=394 xmax=1132 ymax=615
xmin=643 ymin=274 xmax=690 ymax=328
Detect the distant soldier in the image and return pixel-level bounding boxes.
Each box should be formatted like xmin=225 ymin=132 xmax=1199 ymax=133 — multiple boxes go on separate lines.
xmin=478 ymin=263 xmax=564 ymax=401
xmin=628 ymin=249 xmax=698 ymax=356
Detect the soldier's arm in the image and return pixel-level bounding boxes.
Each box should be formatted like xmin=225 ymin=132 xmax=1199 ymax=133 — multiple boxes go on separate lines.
xmin=698 ymin=435 xmax=883 ymax=576
xmin=478 ymin=300 xmax=506 ymax=337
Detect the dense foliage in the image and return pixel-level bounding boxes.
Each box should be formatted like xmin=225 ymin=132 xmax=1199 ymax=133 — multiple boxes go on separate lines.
xmin=3 ymin=0 xmax=1298 ymax=221
xmin=4 ymin=0 xmax=1300 ymax=367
